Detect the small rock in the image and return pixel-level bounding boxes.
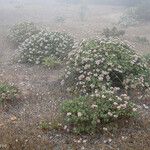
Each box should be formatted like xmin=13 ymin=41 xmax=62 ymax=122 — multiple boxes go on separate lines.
xmin=37 ymin=135 xmax=41 ymax=138
xmin=10 ymin=116 xmax=17 ymax=121
xmin=143 ymin=104 xmax=149 ymax=109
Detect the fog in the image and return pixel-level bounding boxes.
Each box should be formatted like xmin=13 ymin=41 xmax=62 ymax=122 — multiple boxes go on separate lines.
xmin=1 ymin=0 xmax=150 ymax=42
xmin=0 ymin=1 xmax=150 ymax=149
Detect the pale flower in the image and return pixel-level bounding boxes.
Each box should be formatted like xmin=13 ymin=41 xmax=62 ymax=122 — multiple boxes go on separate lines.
xmin=84 ymin=64 xmax=90 ymax=69
xmin=103 ymin=127 xmax=108 ymax=131
xmin=90 ymin=84 xmax=95 ymax=88
xmin=117 ymin=106 xmax=121 ymax=110
xmin=77 ymin=112 xmax=82 ymax=117
xmin=97 ymin=119 xmax=100 ymax=123
xmin=78 ymin=74 xmax=85 ymax=80
xmin=108 ymin=112 xmax=113 ymax=116
xmin=113 ymin=115 xmax=118 ymax=118
xmin=132 ymin=108 xmax=137 ymax=112
xmin=67 ymin=112 xmax=72 ymax=116
xmin=102 ymin=95 xmax=106 ymax=98
xmin=64 ymin=125 xmax=67 ymax=130
xmin=113 ymin=102 xmax=118 ymax=106
xmin=98 ymin=76 xmax=103 ymax=81
xmin=95 ymin=60 xmax=101 ymax=65
xmin=91 ymin=104 xmax=98 ymax=109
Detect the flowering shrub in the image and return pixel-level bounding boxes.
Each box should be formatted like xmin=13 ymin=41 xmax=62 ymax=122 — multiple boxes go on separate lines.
xmin=0 ymin=83 xmax=19 ymax=106
xmin=8 ymin=22 xmax=40 ymax=45
xmin=18 ymin=30 xmax=74 ymax=64
xmin=62 ymin=39 xmax=150 ymax=98
xmin=119 ymin=8 xmax=139 ymax=27
xmin=62 ymin=89 xmax=138 ymax=134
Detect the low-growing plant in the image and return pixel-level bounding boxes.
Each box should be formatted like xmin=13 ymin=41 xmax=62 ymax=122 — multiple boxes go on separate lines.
xmin=18 ymin=30 xmax=74 ymax=64
xmin=62 ymin=90 xmax=138 ymax=134
xmin=42 ymin=56 xmax=61 ymax=69
xmin=62 ymin=39 xmax=150 ymax=98
xmin=39 ymin=121 xmax=50 ymax=131
xmin=8 ymin=22 xmax=40 ymax=45
xmin=0 ymin=83 xmax=19 ymax=106
xmin=102 ymin=27 xmax=125 ymax=38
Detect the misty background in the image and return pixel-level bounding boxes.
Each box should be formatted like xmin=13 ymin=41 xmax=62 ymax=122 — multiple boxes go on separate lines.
xmin=0 ymin=0 xmax=150 ymax=53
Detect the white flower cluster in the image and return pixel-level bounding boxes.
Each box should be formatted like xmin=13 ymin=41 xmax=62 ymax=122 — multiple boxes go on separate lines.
xmin=8 ymin=22 xmax=39 ymax=45
xmin=18 ymin=30 xmax=74 ymax=64
xmin=62 ymin=89 xmax=138 ymax=133
xmin=63 ymin=39 xmax=150 ymax=97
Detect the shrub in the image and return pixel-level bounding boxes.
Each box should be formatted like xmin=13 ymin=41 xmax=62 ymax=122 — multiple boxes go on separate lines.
xmin=62 ymin=89 xmax=138 ymax=134
xmin=102 ymin=27 xmax=125 ymax=38
xmin=134 ymin=36 xmax=149 ymax=45
xmin=120 ymin=1 xmax=150 ymax=26
xmin=8 ymin=22 xmax=40 ymax=45
xmin=18 ymin=30 xmax=74 ymax=64
xmin=144 ymin=53 xmax=150 ymax=67
xmin=39 ymin=121 xmax=50 ymax=131
xmin=42 ymin=56 xmax=61 ymax=69
xmin=62 ymin=39 xmax=150 ymax=98
xmin=119 ymin=8 xmax=139 ymax=27
xmin=0 ymin=83 xmax=19 ymax=106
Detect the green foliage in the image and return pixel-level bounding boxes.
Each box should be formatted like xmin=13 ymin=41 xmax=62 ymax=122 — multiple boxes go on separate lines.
xmin=0 ymin=83 xmax=19 ymax=105
xmin=63 ymin=39 xmax=150 ymax=98
xmin=18 ymin=30 xmax=74 ymax=64
xmin=62 ymin=90 xmax=138 ymax=134
xmin=39 ymin=121 xmax=50 ymax=131
xmin=102 ymin=27 xmax=125 ymax=38
xmin=42 ymin=56 xmax=61 ymax=69
xmin=8 ymin=22 xmax=40 ymax=45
